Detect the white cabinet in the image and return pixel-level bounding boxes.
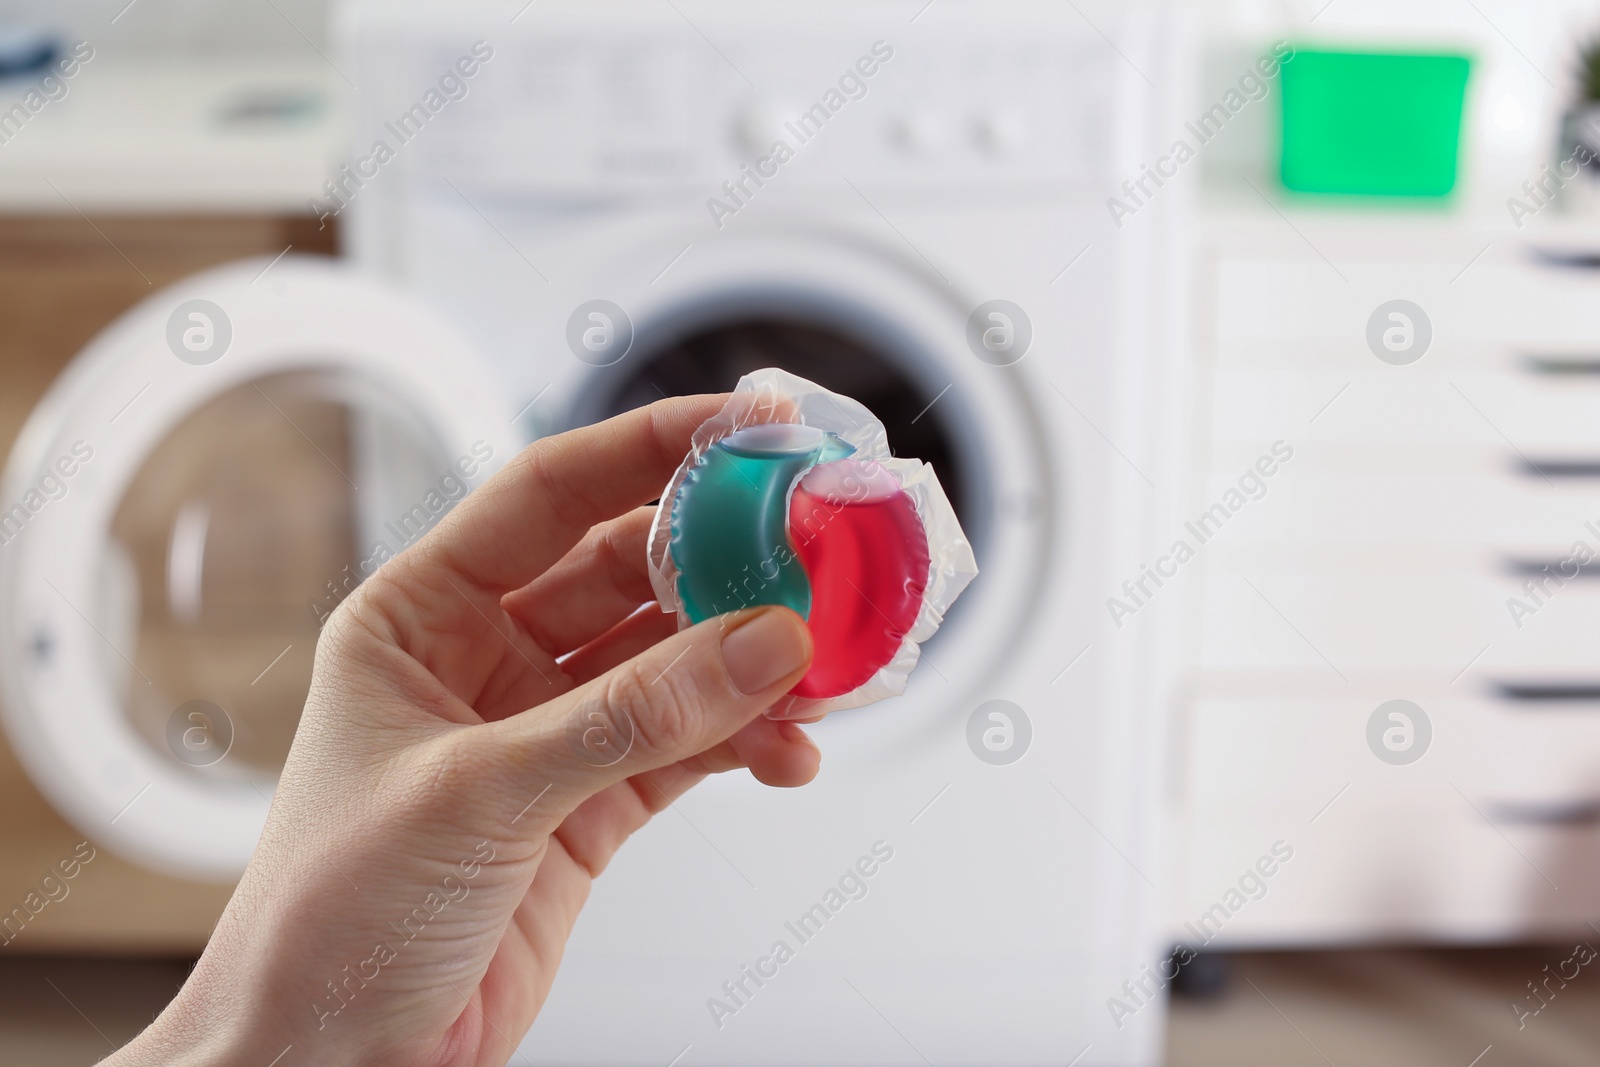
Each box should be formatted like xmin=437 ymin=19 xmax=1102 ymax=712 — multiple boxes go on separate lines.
xmin=1179 ymin=216 xmax=1600 ymax=943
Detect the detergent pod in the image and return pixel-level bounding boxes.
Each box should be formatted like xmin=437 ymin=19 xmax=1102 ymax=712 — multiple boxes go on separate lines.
xmin=647 ymin=368 xmax=978 ymax=718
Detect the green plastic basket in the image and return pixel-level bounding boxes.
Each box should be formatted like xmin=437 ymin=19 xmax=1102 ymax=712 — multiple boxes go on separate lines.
xmin=1279 ymin=49 xmax=1472 ymax=197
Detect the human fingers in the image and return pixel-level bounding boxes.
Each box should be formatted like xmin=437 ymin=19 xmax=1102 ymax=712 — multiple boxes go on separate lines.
xmin=559 ymin=609 xmax=820 ymax=786
xmin=557 ymin=604 xmax=678 ymax=685
xmin=502 ymin=506 xmax=658 ymax=657
xmin=415 ymin=394 xmax=726 ymax=596
xmin=481 ymin=606 xmax=813 ymax=827
xmin=541 ymin=716 xmax=818 ymax=903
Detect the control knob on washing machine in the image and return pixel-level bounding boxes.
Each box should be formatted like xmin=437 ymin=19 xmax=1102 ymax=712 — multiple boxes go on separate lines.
xmin=886 ymin=111 xmax=952 ymax=155
xmin=972 ymin=112 xmax=1030 ymax=156
xmin=734 ymin=100 xmax=801 ymax=156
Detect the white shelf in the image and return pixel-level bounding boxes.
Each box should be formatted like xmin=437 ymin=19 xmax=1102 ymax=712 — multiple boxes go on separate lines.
xmin=0 ymin=57 xmax=345 ymax=214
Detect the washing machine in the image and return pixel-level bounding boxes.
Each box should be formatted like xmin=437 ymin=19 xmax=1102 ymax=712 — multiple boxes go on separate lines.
xmin=0 ymin=2 xmax=1192 ymax=1065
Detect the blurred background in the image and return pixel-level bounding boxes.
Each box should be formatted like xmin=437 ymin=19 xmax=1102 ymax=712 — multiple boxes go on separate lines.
xmin=3 ymin=0 xmax=1600 ymax=1064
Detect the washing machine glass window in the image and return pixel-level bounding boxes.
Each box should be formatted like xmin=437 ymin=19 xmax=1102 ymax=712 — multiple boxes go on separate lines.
xmin=100 ymin=368 xmax=451 ymax=777
xmin=574 ymin=302 xmax=987 ymax=555
xmin=0 ymin=258 xmax=520 ymax=878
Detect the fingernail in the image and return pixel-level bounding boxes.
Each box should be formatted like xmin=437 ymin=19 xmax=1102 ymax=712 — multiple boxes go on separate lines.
xmin=762 ymin=694 xmax=804 ymax=721
xmin=721 ymin=608 xmax=812 ymax=695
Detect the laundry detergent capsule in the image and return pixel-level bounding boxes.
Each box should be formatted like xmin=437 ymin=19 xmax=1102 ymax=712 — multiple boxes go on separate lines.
xmin=648 ymin=367 xmax=978 ymax=717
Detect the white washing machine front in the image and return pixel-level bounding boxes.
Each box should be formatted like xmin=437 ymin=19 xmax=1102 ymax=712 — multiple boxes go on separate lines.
xmin=0 ymin=258 xmax=520 ymax=879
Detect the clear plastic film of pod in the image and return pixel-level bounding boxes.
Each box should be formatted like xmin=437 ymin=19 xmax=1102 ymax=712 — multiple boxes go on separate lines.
xmin=647 ymin=368 xmax=978 ymax=719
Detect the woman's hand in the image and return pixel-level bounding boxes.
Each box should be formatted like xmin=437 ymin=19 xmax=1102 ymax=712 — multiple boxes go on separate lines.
xmin=107 ymin=395 xmax=819 ymax=1067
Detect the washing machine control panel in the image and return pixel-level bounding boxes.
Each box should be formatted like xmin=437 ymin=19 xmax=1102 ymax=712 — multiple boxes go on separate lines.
xmin=344 ymin=4 xmax=1128 ymax=201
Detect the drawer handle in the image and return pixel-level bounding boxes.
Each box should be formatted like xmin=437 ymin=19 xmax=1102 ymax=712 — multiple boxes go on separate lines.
xmin=1522 ymin=354 xmax=1600 ymax=375
xmin=1494 ymin=681 xmax=1600 ymax=702
xmin=1504 ymin=557 xmax=1600 ymax=578
xmin=1516 ymin=458 xmax=1600 ymax=478
xmin=1486 ymin=799 xmax=1600 ymax=826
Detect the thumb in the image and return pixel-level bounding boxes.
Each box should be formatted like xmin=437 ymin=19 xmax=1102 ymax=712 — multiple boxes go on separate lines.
xmin=493 ymin=605 xmax=813 ymax=815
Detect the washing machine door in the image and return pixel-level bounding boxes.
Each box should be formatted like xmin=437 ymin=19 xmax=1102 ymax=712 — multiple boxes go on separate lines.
xmin=0 ymin=258 xmax=520 ymax=880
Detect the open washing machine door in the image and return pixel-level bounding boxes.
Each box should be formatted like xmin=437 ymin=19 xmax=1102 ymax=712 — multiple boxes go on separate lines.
xmin=0 ymin=258 xmax=520 ymax=880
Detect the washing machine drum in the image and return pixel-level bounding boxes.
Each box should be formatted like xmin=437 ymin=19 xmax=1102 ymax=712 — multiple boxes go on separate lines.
xmin=587 ymin=315 xmax=975 ymax=530
xmin=0 ymin=258 xmax=517 ymax=880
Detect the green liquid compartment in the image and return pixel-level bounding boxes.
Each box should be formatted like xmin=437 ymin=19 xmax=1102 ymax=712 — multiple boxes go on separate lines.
xmin=668 ymin=424 xmax=854 ymax=624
